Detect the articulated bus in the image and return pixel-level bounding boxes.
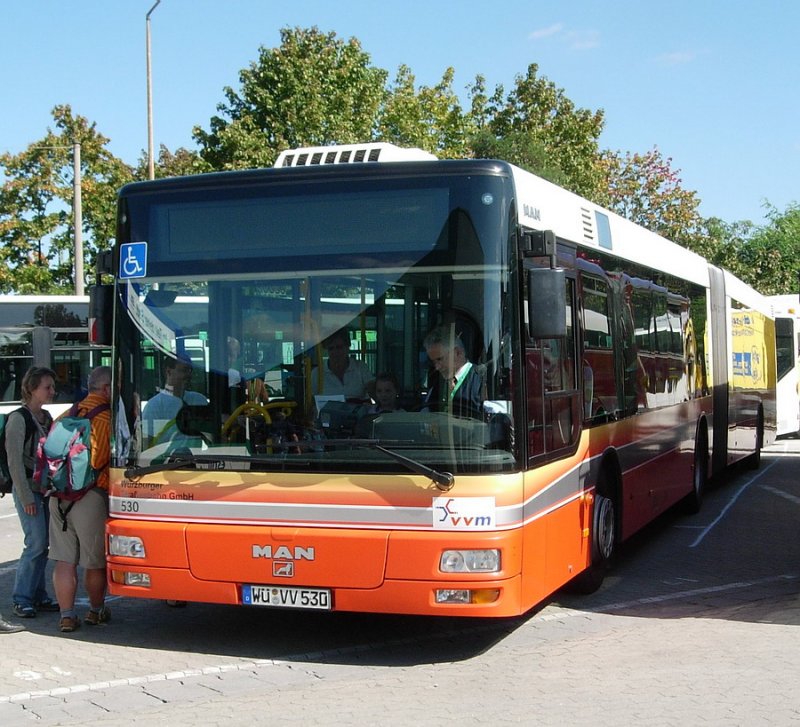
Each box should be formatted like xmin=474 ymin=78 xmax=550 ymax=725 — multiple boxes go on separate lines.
xmin=0 ymin=295 xmax=110 ymax=417
xmin=768 ymin=294 xmax=800 ymax=437
xmin=102 ymin=143 xmax=776 ymax=617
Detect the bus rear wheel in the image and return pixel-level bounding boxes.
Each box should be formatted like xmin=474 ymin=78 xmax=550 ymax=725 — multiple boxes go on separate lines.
xmin=745 ymin=407 xmax=764 ymax=470
xmin=683 ymin=424 xmax=709 ymax=515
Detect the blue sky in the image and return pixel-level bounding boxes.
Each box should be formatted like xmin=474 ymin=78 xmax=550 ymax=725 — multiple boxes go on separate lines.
xmin=2 ymin=0 xmax=798 ymax=226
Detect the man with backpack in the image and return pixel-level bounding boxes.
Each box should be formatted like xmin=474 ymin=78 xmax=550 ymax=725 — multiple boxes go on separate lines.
xmin=46 ymin=366 xmax=112 ymax=633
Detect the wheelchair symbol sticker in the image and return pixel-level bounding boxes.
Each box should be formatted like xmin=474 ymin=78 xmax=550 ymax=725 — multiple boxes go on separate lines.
xmin=120 ymin=242 xmax=147 ymax=279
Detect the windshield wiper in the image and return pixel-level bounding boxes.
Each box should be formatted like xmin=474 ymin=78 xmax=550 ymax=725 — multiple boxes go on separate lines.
xmin=269 ymin=438 xmax=454 ymax=489
xmin=369 ymin=444 xmax=454 ymax=490
xmin=123 ymin=452 xmax=253 ymax=479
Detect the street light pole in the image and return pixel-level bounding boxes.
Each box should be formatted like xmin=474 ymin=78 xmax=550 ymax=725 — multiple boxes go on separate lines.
xmin=31 ymin=144 xmax=84 ymax=294
xmin=73 ymin=142 xmax=83 ymax=296
xmin=146 ymin=0 xmax=161 ymax=180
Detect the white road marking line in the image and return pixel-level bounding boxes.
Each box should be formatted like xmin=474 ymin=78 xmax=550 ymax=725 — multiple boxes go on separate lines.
xmin=690 ymin=458 xmax=779 ymax=548
xmin=761 ymin=484 xmax=800 ymax=506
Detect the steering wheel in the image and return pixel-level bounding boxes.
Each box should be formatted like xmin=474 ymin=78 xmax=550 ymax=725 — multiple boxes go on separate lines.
xmin=221 ymin=401 xmax=297 ymax=440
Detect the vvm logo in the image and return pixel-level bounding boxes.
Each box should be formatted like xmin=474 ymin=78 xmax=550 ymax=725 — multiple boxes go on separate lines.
xmin=433 ymin=497 xmax=496 ymax=530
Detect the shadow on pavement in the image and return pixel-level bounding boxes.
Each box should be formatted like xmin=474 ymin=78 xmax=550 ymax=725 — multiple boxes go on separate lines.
xmin=552 ymin=452 xmax=800 ymax=627
xmin=2 ymin=451 xmax=797 ymax=667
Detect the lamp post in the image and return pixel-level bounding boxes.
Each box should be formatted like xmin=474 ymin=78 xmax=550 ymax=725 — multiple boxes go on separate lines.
xmin=73 ymin=142 xmax=83 ymax=295
xmin=146 ymin=0 xmax=161 ymax=180
xmin=33 ymin=144 xmax=83 ymax=294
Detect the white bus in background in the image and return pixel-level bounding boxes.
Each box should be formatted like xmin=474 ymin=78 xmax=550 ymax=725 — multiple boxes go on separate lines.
xmin=769 ymin=294 xmax=800 ymax=437
xmin=0 ymin=295 xmax=110 ymax=417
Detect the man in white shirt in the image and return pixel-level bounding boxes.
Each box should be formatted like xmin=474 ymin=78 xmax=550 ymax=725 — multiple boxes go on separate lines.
xmin=141 ymin=355 xmax=208 ymax=448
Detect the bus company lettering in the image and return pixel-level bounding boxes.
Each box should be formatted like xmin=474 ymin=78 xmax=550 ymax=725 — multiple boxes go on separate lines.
xmin=252 ymin=545 xmax=316 ymax=561
xmin=122 ymin=479 xmax=163 ymax=491
xmin=523 ymin=204 xmax=541 ymax=221
xmin=433 ymin=497 xmax=496 ymax=530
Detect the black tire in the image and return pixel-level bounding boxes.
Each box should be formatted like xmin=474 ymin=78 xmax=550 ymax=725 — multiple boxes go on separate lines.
xmin=745 ymin=408 xmax=764 ymax=471
xmin=683 ymin=425 xmax=709 ymax=515
xmin=568 ymin=472 xmax=616 ymax=594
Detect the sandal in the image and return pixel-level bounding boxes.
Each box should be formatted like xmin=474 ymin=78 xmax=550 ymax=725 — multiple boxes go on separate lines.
xmin=60 ymin=616 xmax=80 ymax=633
xmin=84 ymin=606 xmax=111 ymax=625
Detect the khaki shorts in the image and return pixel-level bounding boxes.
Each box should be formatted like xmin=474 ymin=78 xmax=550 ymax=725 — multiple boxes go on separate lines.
xmin=48 ymin=488 xmax=108 ymax=570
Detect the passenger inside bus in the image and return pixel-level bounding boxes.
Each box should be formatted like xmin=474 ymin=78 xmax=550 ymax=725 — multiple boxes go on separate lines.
xmin=140 ymin=354 xmax=208 ymax=448
xmin=367 ymin=372 xmax=404 ymax=414
xmin=310 ymin=328 xmax=375 ymax=402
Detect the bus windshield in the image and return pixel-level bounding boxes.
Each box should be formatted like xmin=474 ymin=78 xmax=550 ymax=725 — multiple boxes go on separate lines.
xmin=114 ymin=169 xmax=518 ymax=475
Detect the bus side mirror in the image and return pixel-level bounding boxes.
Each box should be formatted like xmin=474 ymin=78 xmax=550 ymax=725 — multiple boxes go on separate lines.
xmin=528 ymin=268 xmax=566 ymax=339
xmin=89 ymin=284 xmax=114 ymax=346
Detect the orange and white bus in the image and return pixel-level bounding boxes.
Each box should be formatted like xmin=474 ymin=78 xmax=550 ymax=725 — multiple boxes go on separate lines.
xmin=768 ymin=294 xmax=800 ymax=437
xmin=100 ymin=142 xmax=776 ymax=617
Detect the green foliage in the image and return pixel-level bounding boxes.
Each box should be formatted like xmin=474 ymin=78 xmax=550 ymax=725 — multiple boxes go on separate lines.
xmin=471 ymin=64 xmax=606 ymax=199
xmin=0 ymin=105 xmax=133 ymax=293
xmin=379 ymin=66 xmax=472 ymax=158
xmin=133 ymin=145 xmax=212 ymax=180
xmin=194 ymin=27 xmax=387 ymax=169
xmin=600 ymin=147 xmax=703 ymax=249
xmin=694 ymin=206 xmax=800 ymax=295
xmin=470 ymin=129 xmax=570 ymax=188
xmin=730 ymin=204 xmax=800 ymax=294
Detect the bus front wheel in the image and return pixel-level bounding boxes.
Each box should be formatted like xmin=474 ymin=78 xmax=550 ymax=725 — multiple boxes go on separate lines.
xmin=568 ymin=479 xmax=616 ymax=595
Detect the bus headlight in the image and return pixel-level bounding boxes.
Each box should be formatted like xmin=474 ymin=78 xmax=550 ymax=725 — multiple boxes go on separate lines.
xmin=109 ymin=534 xmax=146 ymax=558
xmin=440 ymin=549 xmax=500 ymax=573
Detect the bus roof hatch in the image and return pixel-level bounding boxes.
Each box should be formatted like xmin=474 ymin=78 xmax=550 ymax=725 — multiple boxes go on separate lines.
xmin=274 ymin=142 xmax=437 ymax=168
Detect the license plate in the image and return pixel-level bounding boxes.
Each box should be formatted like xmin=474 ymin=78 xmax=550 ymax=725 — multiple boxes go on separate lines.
xmin=242 ymin=584 xmax=332 ymax=611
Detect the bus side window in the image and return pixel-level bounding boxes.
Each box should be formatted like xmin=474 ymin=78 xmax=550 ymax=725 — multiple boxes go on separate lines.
xmin=582 ymin=275 xmax=615 ymax=421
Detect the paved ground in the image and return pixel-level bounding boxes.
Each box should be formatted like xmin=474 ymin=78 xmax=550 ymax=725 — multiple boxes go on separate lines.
xmin=1 ymin=438 xmax=799 ymax=725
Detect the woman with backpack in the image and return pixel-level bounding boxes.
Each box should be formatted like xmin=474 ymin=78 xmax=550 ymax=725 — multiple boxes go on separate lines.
xmin=6 ymin=366 xmax=58 ymax=618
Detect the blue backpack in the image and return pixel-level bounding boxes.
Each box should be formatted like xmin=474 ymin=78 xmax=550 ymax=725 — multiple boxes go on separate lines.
xmin=34 ymin=401 xmax=109 ymax=528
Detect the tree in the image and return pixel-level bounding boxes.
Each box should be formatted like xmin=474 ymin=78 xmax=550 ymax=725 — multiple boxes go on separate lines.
xmin=600 ymin=147 xmax=704 ymax=252
xmin=696 ymin=216 xmax=755 ymax=275
xmin=194 ymin=27 xmax=387 ymax=170
xmin=379 ymin=65 xmax=472 ymax=158
xmin=0 ymin=105 xmax=132 ymax=293
xmin=471 ymin=64 xmax=606 ymax=199
xmin=470 ymin=129 xmax=570 ymax=188
xmin=194 ymin=31 xmax=609 ymax=201
xmin=134 ymin=145 xmax=211 ymax=180
xmin=729 ymin=204 xmax=800 ymax=294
